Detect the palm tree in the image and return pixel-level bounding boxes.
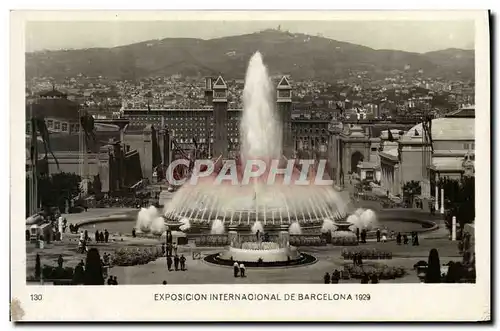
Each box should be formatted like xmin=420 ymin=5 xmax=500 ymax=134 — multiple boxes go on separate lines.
xmin=79 ymin=112 xmax=96 ymax=152
xmin=30 ymin=115 xmax=60 ymax=169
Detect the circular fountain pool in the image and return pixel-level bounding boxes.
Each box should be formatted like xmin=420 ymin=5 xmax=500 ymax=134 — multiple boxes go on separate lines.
xmin=76 ymin=213 xmax=436 ymax=236
xmin=203 ymin=251 xmax=317 ymax=268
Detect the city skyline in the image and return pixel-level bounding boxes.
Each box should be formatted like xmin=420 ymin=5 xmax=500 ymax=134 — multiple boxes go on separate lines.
xmin=25 ymin=20 xmax=475 ymax=53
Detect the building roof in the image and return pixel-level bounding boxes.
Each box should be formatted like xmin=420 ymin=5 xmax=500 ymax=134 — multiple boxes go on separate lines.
xmin=39 ymin=89 xmax=67 ymax=98
xmin=26 ymin=98 xmax=80 ymax=121
xmin=404 ymin=117 xmax=474 ymax=141
xmin=429 ymin=157 xmax=473 ymax=172
xmin=445 ymin=106 xmax=475 ymax=118
xmin=379 ymin=141 xmax=399 ymax=161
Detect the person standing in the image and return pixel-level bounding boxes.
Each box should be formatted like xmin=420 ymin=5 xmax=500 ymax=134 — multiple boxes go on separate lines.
xmin=361 ymin=274 xmax=370 ymax=284
xmin=233 ymin=261 xmax=240 ymax=277
xmin=376 ymin=229 xmax=381 ymax=242
xmin=180 ymin=255 xmax=186 ymax=271
xmin=57 ymin=255 xmax=64 ymax=268
xmin=104 ymin=229 xmax=109 ymax=243
xmin=95 ymin=230 xmax=100 ymax=243
xmin=323 ymin=272 xmax=331 ymax=284
xmin=174 ymin=255 xmax=180 ymax=271
xmin=239 ymin=263 xmax=246 ymax=277
xmin=356 ymin=228 xmax=360 ymax=243
xmin=396 ymin=232 xmax=402 ymax=245
xmin=166 ymin=255 xmax=173 ymax=271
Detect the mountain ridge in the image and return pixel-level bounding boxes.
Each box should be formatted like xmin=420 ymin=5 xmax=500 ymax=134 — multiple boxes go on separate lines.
xmin=26 ymin=29 xmax=475 ymax=81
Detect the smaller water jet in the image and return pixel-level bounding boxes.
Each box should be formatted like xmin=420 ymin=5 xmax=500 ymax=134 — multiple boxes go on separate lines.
xmin=251 ymin=221 xmax=264 ymax=234
xmin=150 ymin=216 xmax=166 ymax=235
xmin=321 ymin=218 xmax=337 ymax=233
xmin=179 ymin=217 xmax=191 ymax=231
xmin=210 ymin=219 xmax=225 ymax=234
xmin=348 ymin=208 xmax=378 ymax=231
xmin=289 ymin=221 xmax=302 ymax=235
xmin=136 ymin=206 xmax=160 ymax=233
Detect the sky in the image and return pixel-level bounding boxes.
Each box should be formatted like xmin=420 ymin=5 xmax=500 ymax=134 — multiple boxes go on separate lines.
xmin=25 ymin=20 xmax=475 ymax=53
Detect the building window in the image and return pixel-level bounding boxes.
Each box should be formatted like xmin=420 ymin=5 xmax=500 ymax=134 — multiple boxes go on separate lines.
xmin=463 ymin=142 xmax=475 ymax=150
xmin=61 ymin=123 xmax=68 ymax=132
xmin=47 ymin=120 xmax=53 ymax=128
xmin=54 ymin=121 xmax=61 ymax=130
xmin=26 ymin=122 xmax=31 ymax=134
xmin=371 ymin=147 xmax=377 ymax=152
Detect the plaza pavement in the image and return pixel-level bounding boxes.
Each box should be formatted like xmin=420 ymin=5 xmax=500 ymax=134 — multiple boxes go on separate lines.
xmin=62 ymin=208 xmax=138 ymax=224
xmin=109 ymin=238 xmax=462 ymax=285
xmin=28 ymin=188 xmax=458 ymax=284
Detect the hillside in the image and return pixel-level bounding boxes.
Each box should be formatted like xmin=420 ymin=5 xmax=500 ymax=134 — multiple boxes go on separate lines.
xmin=25 ymin=29 xmax=475 ymax=81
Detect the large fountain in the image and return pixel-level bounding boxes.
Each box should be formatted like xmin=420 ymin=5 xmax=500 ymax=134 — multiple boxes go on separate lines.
xmin=164 ymin=52 xmax=348 ymax=232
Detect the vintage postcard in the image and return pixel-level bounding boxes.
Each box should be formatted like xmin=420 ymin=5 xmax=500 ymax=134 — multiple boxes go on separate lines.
xmin=10 ymin=10 xmax=490 ymax=321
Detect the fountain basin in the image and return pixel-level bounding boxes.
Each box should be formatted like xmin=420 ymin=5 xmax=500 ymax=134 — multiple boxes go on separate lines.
xmin=218 ymin=244 xmax=301 ymax=263
xmin=204 ymin=251 xmax=317 ymax=268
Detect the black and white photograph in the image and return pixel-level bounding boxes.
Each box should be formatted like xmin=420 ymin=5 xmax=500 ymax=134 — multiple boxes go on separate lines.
xmin=10 ymin=9 xmax=491 ymax=321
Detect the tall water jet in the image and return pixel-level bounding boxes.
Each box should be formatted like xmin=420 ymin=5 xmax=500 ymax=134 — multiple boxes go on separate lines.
xmin=241 ymin=51 xmax=282 ymax=162
xmin=289 ymin=221 xmax=302 ymax=235
xmin=210 ymin=219 xmax=225 ymax=234
xmin=164 ymin=51 xmax=349 ymax=246
xmin=251 ymin=221 xmax=264 ymax=234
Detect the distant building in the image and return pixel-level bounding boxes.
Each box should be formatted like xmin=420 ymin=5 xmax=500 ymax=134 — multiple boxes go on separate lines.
xmin=378 ymin=107 xmax=475 ymax=201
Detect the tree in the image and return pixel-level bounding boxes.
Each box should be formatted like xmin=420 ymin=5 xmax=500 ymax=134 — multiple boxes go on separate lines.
xmin=84 ymin=248 xmax=104 ymax=285
xmin=440 ymin=177 xmax=475 ymax=231
xmin=403 ymin=180 xmax=421 ymax=206
xmin=425 ymin=248 xmax=441 ymax=283
xmin=37 ymin=172 xmax=82 ymax=211
xmin=35 ymin=254 xmax=41 ymax=279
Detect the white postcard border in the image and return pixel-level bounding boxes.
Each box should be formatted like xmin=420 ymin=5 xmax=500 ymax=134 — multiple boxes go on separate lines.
xmin=10 ymin=10 xmax=491 ymax=322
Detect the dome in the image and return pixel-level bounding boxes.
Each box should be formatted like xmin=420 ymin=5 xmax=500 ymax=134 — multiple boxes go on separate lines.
xmin=405 ymin=118 xmax=474 ymax=141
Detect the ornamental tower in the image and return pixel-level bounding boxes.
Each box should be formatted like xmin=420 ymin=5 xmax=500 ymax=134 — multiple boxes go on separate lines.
xmin=212 ymin=76 xmax=228 ymax=158
xmin=276 ymin=76 xmax=293 ymax=158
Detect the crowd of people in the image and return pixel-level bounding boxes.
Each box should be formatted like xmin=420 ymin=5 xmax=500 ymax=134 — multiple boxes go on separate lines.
xmin=396 ymin=231 xmax=420 ymax=246
xmin=77 ymin=229 xmax=112 ymax=254
xmin=323 ymin=270 xmax=379 ymax=284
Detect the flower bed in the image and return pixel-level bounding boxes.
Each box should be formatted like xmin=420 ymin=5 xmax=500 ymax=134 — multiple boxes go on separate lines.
xmin=27 ymin=265 xmax=74 ymax=281
xmin=344 ymin=262 xmax=406 ymax=280
xmin=341 ymin=248 xmax=393 ymax=260
xmin=195 ymin=235 xmax=230 ymax=247
xmin=111 ymin=246 xmax=163 ymax=267
xmin=241 ymin=242 xmax=279 ymax=250
xmin=331 ymin=232 xmax=358 ymax=246
xmin=289 ymin=235 xmax=326 ymax=246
